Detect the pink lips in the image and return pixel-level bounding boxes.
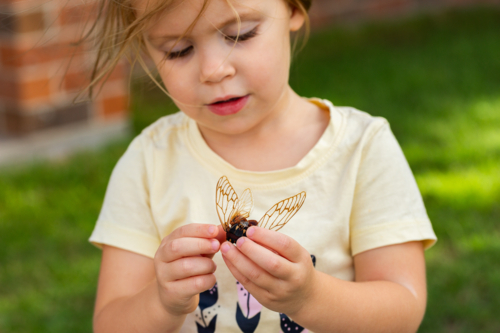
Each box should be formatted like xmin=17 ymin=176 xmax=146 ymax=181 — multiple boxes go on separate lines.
xmin=207 ymin=95 xmax=250 ymax=116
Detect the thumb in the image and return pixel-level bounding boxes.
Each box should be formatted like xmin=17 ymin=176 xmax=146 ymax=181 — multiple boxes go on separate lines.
xmin=203 ymin=225 xmax=227 ymax=259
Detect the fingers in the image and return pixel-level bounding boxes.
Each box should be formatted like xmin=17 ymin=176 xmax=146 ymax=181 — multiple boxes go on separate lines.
xmin=221 ymin=241 xmax=277 ymax=288
xmin=158 ymin=273 xmax=217 ymax=300
xmin=156 ymin=224 xmax=222 ymax=262
xmin=246 ymin=227 xmax=304 ymax=263
xmin=170 ymin=223 xmax=219 ymax=240
xmin=203 ymin=225 xmax=227 ymax=259
xmin=222 ymin=252 xmax=264 ymax=296
xmin=222 ymin=228 xmax=310 ymax=282
xmin=157 ymin=237 xmax=220 ymax=262
xmin=159 ymin=256 xmax=217 ymax=281
xmin=214 ymin=225 xmax=227 ymax=244
xmin=235 ymin=237 xmax=294 ymax=280
xmin=154 ymin=224 xmax=220 ymax=315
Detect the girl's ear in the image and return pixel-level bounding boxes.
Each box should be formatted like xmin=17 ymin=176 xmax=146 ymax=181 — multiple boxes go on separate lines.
xmin=289 ymin=6 xmax=306 ymax=32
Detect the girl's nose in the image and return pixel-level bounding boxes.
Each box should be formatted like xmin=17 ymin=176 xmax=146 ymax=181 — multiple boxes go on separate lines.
xmin=199 ymin=49 xmax=236 ymax=83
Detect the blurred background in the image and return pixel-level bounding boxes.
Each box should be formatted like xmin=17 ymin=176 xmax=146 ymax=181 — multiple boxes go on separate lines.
xmin=1 ymin=0 xmax=500 ymax=332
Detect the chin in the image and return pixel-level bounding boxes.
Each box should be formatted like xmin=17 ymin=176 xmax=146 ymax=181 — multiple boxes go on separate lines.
xmin=202 ymin=114 xmax=256 ymax=134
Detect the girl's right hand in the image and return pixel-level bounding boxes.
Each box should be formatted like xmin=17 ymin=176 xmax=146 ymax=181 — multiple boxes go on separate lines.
xmin=154 ymin=224 xmax=225 ymax=317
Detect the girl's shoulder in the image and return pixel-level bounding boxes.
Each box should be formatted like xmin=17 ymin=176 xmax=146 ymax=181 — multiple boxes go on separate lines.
xmin=140 ymin=111 xmax=187 ymax=140
xmin=311 ymin=98 xmax=390 ymax=142
xmin=132 ymin=111 xmax=190 ymax=150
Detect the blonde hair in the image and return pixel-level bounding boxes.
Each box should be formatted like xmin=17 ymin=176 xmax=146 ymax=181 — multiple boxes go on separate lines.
xmin=81 ymin=0 xmax=312 ymax=98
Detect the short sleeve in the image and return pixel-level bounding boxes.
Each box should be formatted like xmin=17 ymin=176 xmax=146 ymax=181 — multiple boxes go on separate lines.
xmin=89 ymin=136 xmax=161 ymax=258
xmin=350 ymin=121 xmax=437 ymax=256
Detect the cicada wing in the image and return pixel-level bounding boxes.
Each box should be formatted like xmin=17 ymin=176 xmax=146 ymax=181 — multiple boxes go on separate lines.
xmin=233 ymin=188 xmax=253 ymax=219
xmin=258 ymin=192 xmax=306 ymax=231
xmin=215 ymin=176 xmax=239 ymax=232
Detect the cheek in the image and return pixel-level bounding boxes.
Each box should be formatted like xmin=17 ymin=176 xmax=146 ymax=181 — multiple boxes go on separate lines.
xmin=163 ymin=74 xmax=188 ymax=98
xmin=159 ymin=65 xmax=197 ymax=102
xmin=145 ymin=46 xmax=196 ymax=102
xmin=245 ymin=36 xmax=290 ymax=93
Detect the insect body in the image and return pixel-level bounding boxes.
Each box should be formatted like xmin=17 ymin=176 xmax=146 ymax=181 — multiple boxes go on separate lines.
xmin=226 ymin=217 xmax=258 ymax=244
xmin=215 ymin=176 xmax=306 ymax=244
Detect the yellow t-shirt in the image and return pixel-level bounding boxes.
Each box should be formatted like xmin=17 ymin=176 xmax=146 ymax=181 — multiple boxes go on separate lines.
xmin=90 ymin=99 xmax=436 ymax=333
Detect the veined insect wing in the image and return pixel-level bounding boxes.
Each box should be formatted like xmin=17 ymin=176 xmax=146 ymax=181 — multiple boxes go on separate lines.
xmin=233 ymin=188 xmax=253 ymax=219
xmin=216 ymin=176 xmax=254 ymax=231
xmin=215 ymin=176 xmax=239 ymax=231
xmin=258 ymin=191 xmax=306 ymax=231
xmin=216 ymin=176 xmax=306 ymax=238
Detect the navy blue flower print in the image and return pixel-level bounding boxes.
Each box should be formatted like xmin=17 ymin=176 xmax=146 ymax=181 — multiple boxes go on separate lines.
xmin=195 ymin=283 xmax=220 ymax=333
xmin=235 ymin=280 xmax=262 ymax=333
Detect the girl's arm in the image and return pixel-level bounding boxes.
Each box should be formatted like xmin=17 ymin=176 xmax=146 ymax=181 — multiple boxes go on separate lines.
xmin=297 ymin=241 xmax=426 ymax=333
xmin=93 ymin=246 xmax=183 ymax=333
xmin=93 ymin=224 xmax=224 ymax=333
xmin=222 ymin=227 xmax=427 ymax=333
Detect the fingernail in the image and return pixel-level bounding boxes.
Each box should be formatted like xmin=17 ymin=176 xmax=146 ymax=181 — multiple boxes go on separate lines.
xmin=208 ymin=225 xmax=215 ymax=235
xmin=236 ymin=237 xmax=245 ymax=247
xmin=246 ymin=227 xmax=255 ymax=237
xmin=221 ymin=243 xmax=231 ymax=254
xmin=211 ymin=240 xmax=219 ymax=251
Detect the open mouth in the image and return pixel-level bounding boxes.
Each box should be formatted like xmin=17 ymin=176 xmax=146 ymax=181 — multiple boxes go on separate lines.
xmin=207 ymin=95 xmax=250 ymax=116
xmin=212 ymin=97 xmax=241 ymax=105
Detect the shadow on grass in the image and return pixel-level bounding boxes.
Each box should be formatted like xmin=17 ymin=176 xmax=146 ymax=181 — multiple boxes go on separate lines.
xmin=423 ymin=202 xmax=500 ymax=333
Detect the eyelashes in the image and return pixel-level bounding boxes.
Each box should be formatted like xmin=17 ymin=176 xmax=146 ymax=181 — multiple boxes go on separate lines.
xmin=225 ymin=27 xmax=258 ymax=42
xmin=167 ymin=46 xmax=193 ymax=60
xmin=166 ymin=27 xmax=259 ymax=60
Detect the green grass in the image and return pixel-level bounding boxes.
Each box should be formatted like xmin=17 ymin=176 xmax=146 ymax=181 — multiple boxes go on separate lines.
xmin=0 ymin=144 xmax=127 ymax=332
xmin=1 ymin=7 xmax=500 ymax=332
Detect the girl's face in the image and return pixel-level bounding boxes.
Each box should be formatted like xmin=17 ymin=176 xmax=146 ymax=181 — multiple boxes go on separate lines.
xmin=142 ymin=0 xmax=305 ymax=137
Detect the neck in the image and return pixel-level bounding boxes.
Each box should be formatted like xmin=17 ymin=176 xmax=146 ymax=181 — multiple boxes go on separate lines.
xmin=197 ymin=87 xmax=329 ymax=172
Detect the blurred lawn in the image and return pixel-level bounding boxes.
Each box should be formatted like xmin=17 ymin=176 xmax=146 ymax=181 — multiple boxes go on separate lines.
xmin=1 ymin=7 xmax=500 ymax=332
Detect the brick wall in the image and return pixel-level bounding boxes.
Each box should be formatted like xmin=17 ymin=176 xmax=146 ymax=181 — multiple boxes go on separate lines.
xmin=309 ymin=0 xmax=500 ymax=27
xmin=0 ymin=0 xmax=128 ymax=137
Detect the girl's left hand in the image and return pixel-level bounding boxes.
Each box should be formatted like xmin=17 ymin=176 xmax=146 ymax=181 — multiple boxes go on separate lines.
xmin=220 ymin=226 xmax=318 ymax=317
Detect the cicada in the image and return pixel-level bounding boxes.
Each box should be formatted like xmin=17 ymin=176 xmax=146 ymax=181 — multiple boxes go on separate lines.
xmin=215 ymin=176 xmax=306 ymax=244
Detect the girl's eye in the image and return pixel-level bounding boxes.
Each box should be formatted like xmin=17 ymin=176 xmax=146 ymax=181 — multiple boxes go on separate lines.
xmin=166 ymin=46 xmax=193 ymax=60
xmin=164 ymin=27 xmax=258 ymax=60
xmin=226 ymin=27 xmax=258 ymax=43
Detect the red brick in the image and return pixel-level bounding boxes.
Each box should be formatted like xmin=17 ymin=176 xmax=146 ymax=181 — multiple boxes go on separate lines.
xmin=107 ymin=61 xmax=128 ymax=81
xmin=0 ymin=0 xmax=129 ymax=137
xmin=0 ymin=43 xmax=85 ymax=68
xmin=16 ymin=11 xmax=45 ymax=33
xmin=101 ymin=95 xmax=128 ymax=118
xmin=0 ymin=77 xmax=17 ymax=100
xmin=63 ymin=71 xmax=90 ymax=92
xmin=19 ymin=78 xmax=52 ymax=101
xmin=59 ymin=2 xmax=99 ymax=26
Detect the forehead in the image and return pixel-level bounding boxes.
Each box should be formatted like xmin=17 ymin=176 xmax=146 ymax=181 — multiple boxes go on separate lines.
xmin=140 ymin=0 xmax=283 ymax=38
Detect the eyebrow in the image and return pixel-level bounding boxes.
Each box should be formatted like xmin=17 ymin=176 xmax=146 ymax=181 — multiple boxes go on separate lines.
xmin=146 ymin=11 xmax=261 ymax=43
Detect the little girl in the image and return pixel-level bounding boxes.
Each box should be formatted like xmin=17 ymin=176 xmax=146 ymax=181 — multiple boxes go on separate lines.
xmin=88 ymin=0 xmax=437 ymax=332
